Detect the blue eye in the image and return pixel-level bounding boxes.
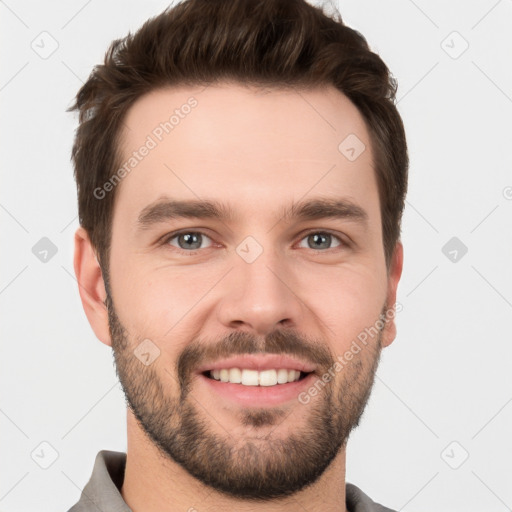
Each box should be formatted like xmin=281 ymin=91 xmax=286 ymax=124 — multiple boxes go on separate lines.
xmin=161 ymin=229 xmax=348 ymax=256
xmin=298 ymin=231 xmax=344 ymax=250
xmin=164 ymin=231 xmax=214 ymax=253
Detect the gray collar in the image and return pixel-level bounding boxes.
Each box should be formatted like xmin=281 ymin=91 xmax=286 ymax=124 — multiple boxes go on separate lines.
xmin=67 ymin=450 xmax=131 ymax=511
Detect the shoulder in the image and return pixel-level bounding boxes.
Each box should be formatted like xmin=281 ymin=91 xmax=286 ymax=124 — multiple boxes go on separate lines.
xmin=346 ymin=482 xmax=397 ymax=512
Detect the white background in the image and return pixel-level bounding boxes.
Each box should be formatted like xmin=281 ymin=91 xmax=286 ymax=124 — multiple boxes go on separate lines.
xmin=1 ymin=0 xmax=511 ymax=511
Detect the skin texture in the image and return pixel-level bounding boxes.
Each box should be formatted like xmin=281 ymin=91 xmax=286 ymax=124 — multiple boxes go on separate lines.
xmin=74 ymin=83 xmax=403 ymax=512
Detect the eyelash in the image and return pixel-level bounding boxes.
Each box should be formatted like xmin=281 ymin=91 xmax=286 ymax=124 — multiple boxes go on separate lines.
xmin=159 ymin=229 xmax=350 ymax=256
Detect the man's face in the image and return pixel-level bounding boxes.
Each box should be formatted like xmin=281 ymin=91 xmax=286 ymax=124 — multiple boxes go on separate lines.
xmin=101 ymin=83 xmax=401 ymax=499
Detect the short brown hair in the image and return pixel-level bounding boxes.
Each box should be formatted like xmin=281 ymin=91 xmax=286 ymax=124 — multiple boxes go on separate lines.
xmin=68 ymin=0 xmax=408 ymax=276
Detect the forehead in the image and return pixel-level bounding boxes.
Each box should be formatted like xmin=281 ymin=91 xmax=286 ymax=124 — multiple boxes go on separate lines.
xmin=114 ymin=82 xmax=379 ymax=227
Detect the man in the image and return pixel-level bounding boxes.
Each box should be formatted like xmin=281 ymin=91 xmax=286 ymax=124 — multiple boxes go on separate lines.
xmin=68 ymin=0 xmax=408 ymax=510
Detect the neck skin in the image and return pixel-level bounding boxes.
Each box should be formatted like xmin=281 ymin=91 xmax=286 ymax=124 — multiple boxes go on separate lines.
xmin=121 ymin=409 xmax=348 ymax=512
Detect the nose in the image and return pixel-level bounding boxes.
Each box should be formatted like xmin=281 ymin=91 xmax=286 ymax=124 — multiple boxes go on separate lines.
xmin=216 ymin=243 xmax=304 ymax=337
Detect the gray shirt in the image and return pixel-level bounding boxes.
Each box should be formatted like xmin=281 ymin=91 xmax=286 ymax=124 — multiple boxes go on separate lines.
xmin=67 ymin=450 xmax=396 ymax=512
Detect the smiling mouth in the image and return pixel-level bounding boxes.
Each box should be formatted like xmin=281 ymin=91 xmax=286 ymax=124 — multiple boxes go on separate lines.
xmin=202 ymin=368 xmax=312 ymax=386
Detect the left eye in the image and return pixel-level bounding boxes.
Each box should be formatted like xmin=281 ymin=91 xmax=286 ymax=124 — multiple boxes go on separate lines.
xmin=297 ymin=231 xmax=343 ymax=250
xmin=162 ymin=230 xmax=345 ymax=254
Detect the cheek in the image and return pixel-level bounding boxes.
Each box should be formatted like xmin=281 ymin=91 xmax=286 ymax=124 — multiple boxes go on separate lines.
xmin=110 ymin=238 xmax=387 ymax=356
xmin=296 ymin=263 xmax=386 ymax=349
xmin=111 ymin=260 xmax=222 ymax=342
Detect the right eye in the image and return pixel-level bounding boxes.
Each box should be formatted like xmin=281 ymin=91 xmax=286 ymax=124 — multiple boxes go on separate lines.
xmin=161 ymin=230 xmax=215 ymax=255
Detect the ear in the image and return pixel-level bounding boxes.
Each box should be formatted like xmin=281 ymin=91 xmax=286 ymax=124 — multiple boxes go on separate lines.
xmin=381 ymin=241 xmax=404 ymax=348
xmin=73 ymin=226 xmax=112 ymax=346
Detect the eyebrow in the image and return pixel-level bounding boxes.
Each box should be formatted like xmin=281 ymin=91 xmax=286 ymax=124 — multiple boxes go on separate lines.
xmin=136 ymin=196 xmax=369 ymax=231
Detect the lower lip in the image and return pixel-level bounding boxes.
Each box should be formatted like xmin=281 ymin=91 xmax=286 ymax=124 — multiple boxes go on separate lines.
xmin=198 ymin=372 xmax=316 ymax=407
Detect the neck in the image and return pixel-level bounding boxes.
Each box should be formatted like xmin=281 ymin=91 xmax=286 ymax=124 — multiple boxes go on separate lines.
xmin=121 ymin=410 xmax=348 ymax=512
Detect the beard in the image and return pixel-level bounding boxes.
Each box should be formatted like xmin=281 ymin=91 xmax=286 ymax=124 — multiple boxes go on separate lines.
xmin=105 ymin=284 xmax=384 ymax=501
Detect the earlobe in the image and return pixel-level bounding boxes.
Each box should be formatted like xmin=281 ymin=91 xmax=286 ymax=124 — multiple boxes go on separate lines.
xmin=381 ymin=241 xmax=404 ymax=348
xmin=73 ymin=226 xmax=112 ymax=346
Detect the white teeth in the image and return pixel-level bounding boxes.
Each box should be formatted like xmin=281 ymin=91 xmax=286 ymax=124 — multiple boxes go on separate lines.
xmin=229 ymin=368 xmax=242 ymax=383
xmin=277 ymin=368 xmax=289 ymax=384
xmin=259 ymin=369 xmax=277 ymax=386
xmin=241 ymin=369 xmax=259 ymax=386
xmin=208 ymin=368 xmax=304 ymax=386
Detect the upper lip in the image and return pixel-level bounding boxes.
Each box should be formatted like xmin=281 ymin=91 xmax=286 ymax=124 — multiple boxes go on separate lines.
xmin=196 ymin=354 xmax=317 ymax=374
